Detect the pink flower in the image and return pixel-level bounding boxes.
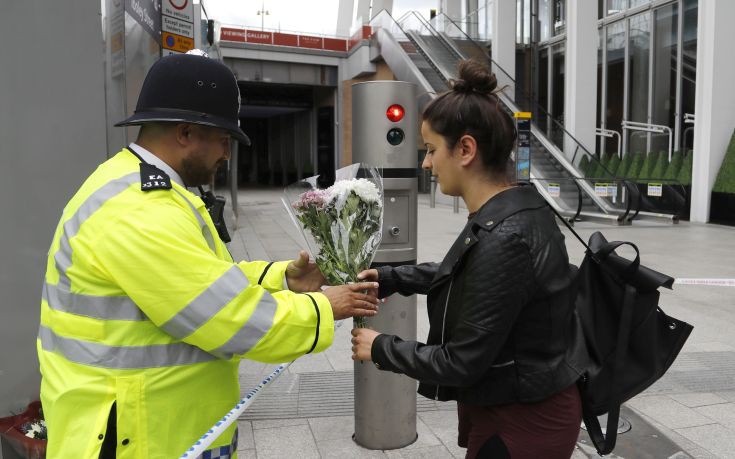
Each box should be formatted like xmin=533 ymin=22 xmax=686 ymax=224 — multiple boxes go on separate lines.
xmin=292 ymin=189 xmax=330 ymax=211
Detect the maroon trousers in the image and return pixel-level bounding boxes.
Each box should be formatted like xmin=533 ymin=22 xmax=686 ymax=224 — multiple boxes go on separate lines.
xmin=457 ymin=384 xmax=582 ymax=459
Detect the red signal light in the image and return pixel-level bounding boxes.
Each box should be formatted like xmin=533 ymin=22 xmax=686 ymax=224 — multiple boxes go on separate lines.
xmin=386 ymin=104 xmax=405 ymax=122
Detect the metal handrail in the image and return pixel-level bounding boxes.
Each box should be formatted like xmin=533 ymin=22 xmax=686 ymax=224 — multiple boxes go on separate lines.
xmin=596 ymin=128 xmax=622 ymax=159
xmin=621 ymin=120 xmax=673 ymax=161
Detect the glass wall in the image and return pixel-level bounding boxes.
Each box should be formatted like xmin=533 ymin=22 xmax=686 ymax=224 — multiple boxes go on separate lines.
xmin=551 ymin=43 xmax=565 ymax=149
xmin=597 ymin=27 xmax=604 ymax=154
xmin=528 ymin=0 xmax=697 ymax=161
xmin=605 ymin=21 xmax=625 ymax=155
xmin=680 ymin=0 xmax=697 ymax=151
xmin=651 ymin=3 xmax=678 ymax=152
xmin=596 ymin=0 xmax=697 ymax=158
xmin=627 ymin=12 xmax=650 ymax=153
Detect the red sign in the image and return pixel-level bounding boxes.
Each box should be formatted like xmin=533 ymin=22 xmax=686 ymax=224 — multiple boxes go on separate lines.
xmin=220 ymin=27 xmax=246 ymax=42
xmin=298 ymin=35 xmax=323 ymax=49
xmin=274 ymin=32 xmax=298 ymax=47
xmin=349 ymin=25 xmax=373 ymax=50
xmin=323 ymin=37 xmax=347 ymax=52
xmin=246 ymin=30 xmax=273 ymax=44
xmin=361 ymin=25 xmax=372 ymax=40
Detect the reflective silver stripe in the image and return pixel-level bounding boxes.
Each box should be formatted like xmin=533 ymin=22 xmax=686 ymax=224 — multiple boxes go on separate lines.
xmin=53 ymin=173 xmax=139 ymax=290
xmin=42 ymin=281 xmax=147 ymax=321
xmin=38 ymin=325 xmax=215 ymax=369
xmin=212 ymin=291 xmax=278 ymax=358
xmin=173 ymin=188 xmax=216 ymax=252
xmin=160 ymin=266 xmax=250 ymax=339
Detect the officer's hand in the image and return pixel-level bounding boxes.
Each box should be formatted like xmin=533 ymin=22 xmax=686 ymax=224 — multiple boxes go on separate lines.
xmin=323 ymin=282 xmax=380 ymax=320
xmin=351 ymin=328 xmax=380 ymax=362
xmin=356 ymin=269 xmax=380 ymax=299
xmin=285 ymin=250 xmax=326 ymax=293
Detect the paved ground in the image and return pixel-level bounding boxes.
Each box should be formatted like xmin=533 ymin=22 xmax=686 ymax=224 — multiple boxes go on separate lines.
xmin=224 ymin=187 xmax=735 ymax=459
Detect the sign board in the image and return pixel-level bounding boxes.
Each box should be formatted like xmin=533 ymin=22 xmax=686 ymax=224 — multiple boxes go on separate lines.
xmin=125 ymin=0 xmax=162 ymax=45
xmin=299 ymin=35 xmax=323 ymax=49
xmin=221 ymin=27 xmax=246 ymax=42
xmin=247 ymin=30 xmax=273 ymax=44
xmin=162 ymin=31 xmax=194 ymax=53
xmin=162 ymin=0 xmax=194 ymax=53
xmin=162 ymin=0 xmax=194 ymax=22
xmin=162 ymin=15 xmax=194 ymax=38
xmin=595 ymin=183 xmax=610 ymax=197
xmin=514 ymin=112 xmax=532 ymax=183
xmin=547 ymin=183 xmax=560 ymax=197
xmin=647 ymin=183 xmax=663 ymax=197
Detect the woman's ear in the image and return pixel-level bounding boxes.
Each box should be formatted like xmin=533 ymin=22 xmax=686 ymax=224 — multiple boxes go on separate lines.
xmin=457 ymin=134 xmax=478 ymax=166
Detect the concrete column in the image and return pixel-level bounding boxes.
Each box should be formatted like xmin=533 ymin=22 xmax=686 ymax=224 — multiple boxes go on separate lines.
xmin=440 ymin=0 xmax=463 ymax=22
xmin=356 ymin=0 xmax=371 ymax=24
xmin=371 ymin=0 xmax=394 ymax=19
xmin=336 ymin=0 xmax=354 ymax=36
xmin=492 ymin=0 xmax=516 ymax=98
xmin=563 ymin=0 xmax=598 ymax=158
xmin=467 ymin=0 xmax=479 ymax=38
xmin=690 ymin=0 xmax=735 ymax=222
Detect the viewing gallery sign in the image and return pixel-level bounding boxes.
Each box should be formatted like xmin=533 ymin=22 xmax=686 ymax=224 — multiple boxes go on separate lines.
xmin=219 ymin=27 xmax=352 ymax=52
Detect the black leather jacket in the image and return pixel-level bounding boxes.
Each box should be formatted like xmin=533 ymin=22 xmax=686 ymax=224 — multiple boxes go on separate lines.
xmin=372 ymin=186 xmax=586 ymax=405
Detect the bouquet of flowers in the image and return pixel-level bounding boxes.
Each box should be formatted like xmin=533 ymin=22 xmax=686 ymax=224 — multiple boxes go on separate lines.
xmin=283 ymin=164 xmax=383 ymax=327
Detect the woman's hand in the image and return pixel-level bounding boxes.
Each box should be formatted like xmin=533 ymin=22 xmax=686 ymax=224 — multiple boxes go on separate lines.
xmin=357 ymin=269 xmax=380 ymax=299
xmin=351 ymin=328 xmax=381 ymax=361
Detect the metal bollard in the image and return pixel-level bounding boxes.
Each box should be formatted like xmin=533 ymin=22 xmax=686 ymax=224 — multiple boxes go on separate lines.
xmin=430 ymin=175 xmax=436 ymax=208
xmin=351 ymin=80 xmax=418 ymax=450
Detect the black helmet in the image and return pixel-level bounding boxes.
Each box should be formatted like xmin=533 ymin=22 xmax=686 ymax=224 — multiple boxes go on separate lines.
xmin=115 ymin=53 xmax=250 ymax=145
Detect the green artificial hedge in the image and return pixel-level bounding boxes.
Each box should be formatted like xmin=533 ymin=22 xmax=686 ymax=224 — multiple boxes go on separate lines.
xmin=626 ymin=152 xmax=645 ymax=179
xmin=676 ymin=151 xmax=693 ymax=185
xmin=638 ymin=151 xmax=658 ymax=180
xmin=618 ymin=152 xmax=635 ymax=178
xmin=587 ymin=154 xmax=603 ymax=179
xmin=712 ymin=130 xmax=735 ymax=193
xmin=579 ymin=155 xmax=591 ymax=176
xmin=649 ymin=151 xmax=669 ymax=180
xmin=606 ymin=154 xmax=621 ymax=178
xmin=664 ymin=150 xmax=683 ymax=181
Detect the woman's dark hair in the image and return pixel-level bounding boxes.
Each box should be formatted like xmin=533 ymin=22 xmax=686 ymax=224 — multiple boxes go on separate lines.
xmin=422 ymin=59 xmax=517 ymax=176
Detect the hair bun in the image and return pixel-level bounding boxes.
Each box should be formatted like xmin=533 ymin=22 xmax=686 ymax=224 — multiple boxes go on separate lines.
xmin=451 ymin=60 xmax=497 ymax=95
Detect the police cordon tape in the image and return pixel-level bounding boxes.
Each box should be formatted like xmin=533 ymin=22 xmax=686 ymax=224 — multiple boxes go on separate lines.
xmin=180 ymin=362 xmax=289 ymax=458
xmin=181 ymin=277 xmax=735 ymax=456
xmin=180 ymin=318 xmax=347 ymax=458
xmin=674 ymin=278 xmax=735 ymax=287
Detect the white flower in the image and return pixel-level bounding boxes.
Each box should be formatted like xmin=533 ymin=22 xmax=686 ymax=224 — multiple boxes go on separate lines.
xmin=328 ymin=178 xmax=381 ymax=203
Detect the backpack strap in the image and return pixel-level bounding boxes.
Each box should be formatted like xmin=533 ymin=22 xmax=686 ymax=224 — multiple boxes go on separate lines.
xmin=581 ymin=283 xmax=637 ymax=455
xmin=544 ymin=202 xmax=590 ymax=251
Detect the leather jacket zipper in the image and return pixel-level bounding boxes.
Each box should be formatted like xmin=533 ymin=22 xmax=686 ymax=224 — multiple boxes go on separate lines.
xmin=435 ymin=278 xmax=453 ymax=400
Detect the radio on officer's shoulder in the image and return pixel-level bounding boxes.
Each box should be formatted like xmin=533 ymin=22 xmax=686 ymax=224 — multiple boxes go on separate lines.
xmin=199 ymin=190 xmax=231 ymax=243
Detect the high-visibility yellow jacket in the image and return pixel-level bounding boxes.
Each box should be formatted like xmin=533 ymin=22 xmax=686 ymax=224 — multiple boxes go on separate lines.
xmin=38 ymin=148 xmax=334 ymax=458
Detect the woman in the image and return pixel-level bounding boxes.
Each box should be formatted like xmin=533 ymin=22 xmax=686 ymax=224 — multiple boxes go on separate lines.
xmin=352 ymin=60 xmax=586 ymax=459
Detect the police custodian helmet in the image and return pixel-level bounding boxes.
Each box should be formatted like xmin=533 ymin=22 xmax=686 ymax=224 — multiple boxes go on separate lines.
xmin=115 ymin=52 xmax=251 ymax=145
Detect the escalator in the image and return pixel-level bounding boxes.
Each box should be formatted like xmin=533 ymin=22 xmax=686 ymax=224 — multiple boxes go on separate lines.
xmin=370 ymin=10 xmax=679 ymax=224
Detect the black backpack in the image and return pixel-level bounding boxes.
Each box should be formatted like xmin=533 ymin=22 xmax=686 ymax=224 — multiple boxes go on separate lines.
xmin=552 ymin=209 xmax=694 ymax=456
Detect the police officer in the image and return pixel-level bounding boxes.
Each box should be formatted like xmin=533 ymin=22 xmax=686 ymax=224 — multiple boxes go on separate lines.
xmin=37 ymin=52 xmax=379 ymax=458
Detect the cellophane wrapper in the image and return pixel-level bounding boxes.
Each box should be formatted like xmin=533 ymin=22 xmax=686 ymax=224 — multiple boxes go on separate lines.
xmin=282 ymin=163 xmax=383 ymax=328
